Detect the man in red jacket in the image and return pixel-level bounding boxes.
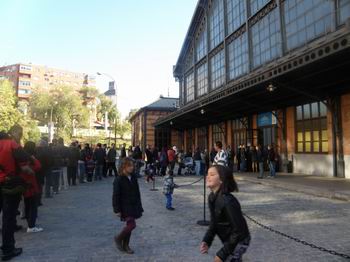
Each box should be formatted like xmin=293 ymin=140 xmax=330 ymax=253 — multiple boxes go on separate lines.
xmin=0 ymin=127 xmax=33 ymax=261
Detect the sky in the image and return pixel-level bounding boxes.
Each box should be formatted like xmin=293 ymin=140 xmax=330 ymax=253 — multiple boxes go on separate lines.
xmin=0 ymin=0 xmax=198 ymax=118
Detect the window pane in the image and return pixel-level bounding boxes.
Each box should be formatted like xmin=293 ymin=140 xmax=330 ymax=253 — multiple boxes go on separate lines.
xmin=303 ymin=104 xmax=310 ymax=119
xmin=311 ymin=102 xmax=319 ymax=118
xmin=305 ymin=142 xmax=311 ymax=152
xmin=210 ymin=50 xmax=225 ymax=89
xmin=298 ymin=142 xmax=304 ymax=152
xmin=197 ymin=63 xmax=208 ymax=97
xmin=284 ymin=0 xmax=334 ymax=50
xmin=297 ymin=132 xmax=303 ymax=142
xmin=296 ymin=106 xmax=303 ymax=120
xmin=209 ymin=0 xmax=224 ymax=50
xmin=321 ymin=130 xmax=328 ymax=140
xmin=320 ymin=102 xmax=327 ymax=117
xmin=228 ymin=33 xmax=249 ymax=80
xmin=313 ymin=142 xmax=320 ymax=152
xmin=305 ymin=131 xmax=311 ymax=142
xmin=322 ymin=141 xmax=328 ymax=152
xmin=313 ymin=131 xmax=319 ymax=141
xmin=251 ymin=7 xmax=282 ymax=68
xmin=227 ymin=0 xmax=246 ymax=34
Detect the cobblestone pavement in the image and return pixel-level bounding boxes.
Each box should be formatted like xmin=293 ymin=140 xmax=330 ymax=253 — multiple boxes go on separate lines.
xmin=9 ymin=175 xmax=350 ymax=262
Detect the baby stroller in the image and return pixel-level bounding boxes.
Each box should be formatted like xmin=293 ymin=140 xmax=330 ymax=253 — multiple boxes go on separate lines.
xmin=184 ymin=157 xmax=196 ymax=176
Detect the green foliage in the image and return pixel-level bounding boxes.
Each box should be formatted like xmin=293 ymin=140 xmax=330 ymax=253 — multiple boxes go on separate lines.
xmin=97 ymin=94 xmax=118 ymax=123
xmin=30 ymin=86 xmax=89 ymax=141
xmin=0 ymin=80 xmax=23 ymax=132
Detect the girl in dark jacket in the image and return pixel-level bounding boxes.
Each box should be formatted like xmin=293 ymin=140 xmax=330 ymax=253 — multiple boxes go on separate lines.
xmin=113 ymin=157 xmax=143 ymax=254
xmin=200 ymin=165 xmax=250 ymax=262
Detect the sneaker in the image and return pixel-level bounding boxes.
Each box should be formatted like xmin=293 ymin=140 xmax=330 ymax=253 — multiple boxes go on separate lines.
xmin=167 ymin=207 xmax=175 ymax=211
xmin=2 ymin=248 xmax=22 ymax=261
xmin=27 ymin=227 xmax=44 ymax=233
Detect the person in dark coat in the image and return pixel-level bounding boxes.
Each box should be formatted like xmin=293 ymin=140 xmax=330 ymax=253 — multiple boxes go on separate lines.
xmin=113 ymin=157 xmax=143 ymax=254
xmin=93 ymin=143 xmax=106 ymax=181
xmin=107 ymin=143 xmax=118 ymax=177
xmin=200 ymin=165 xmax=250 ymax=262
xmin=36 ymin=138 xmax=53 ymax=199
xmin=67 ymin=142 xmax=80 ymax=186
xmin=120 ymin=143 xmax=127 ymax=159
xmin=159 ymin=147 xmax=168 ymax=177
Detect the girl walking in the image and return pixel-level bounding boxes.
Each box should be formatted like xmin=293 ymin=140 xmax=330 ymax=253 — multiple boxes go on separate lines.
xmin=200 ymin=165 xmax=250 ymax=262
xmin=113 ymin=157 xmax=143 ymax=254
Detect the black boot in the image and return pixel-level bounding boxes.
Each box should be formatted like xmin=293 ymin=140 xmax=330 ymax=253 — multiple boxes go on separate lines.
xmin=2 ymin=248 xmax=23 ymax=261
xmin=123 ymin=233 xmax=134 ymax=254
xmin=114 ymin=232 xmax=126 ymax=252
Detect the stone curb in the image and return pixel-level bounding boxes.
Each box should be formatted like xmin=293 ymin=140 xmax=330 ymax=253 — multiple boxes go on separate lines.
xmin=235 ymin=175 xmax=350 ymax=202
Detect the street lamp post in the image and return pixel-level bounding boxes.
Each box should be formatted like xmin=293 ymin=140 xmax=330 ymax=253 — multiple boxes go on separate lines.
xmin=96 ymin=72 xmax=117 ymax=145
xmin=48 ymin=101 xmax=58 ymax=143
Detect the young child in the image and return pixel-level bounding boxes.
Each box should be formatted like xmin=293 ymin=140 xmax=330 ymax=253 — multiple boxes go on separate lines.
xmin=113 ymin=157 xmax=143 ymax=254
xmin=163 ymin=170 xmax=178 ymax=211
xmin=200 ymin=165 xmax=250 ymax=262
xmin=144 ymin=163 xmax=156 ymax=183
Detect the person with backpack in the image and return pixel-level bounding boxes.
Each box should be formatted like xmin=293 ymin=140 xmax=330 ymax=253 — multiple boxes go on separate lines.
xmin=0 ymin=127 xmax=33 ymax=261
xmin=200 ymin=165 xmax=250 ymax=262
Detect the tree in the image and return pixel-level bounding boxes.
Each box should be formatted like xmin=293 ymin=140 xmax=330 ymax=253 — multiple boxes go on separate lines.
xmin=97 ymin=94 xmax=118 ymax=123
xmin=0 ymin=80 xmax=22 ymax=132
xmin=30 ymin=86 xmax=89 ymax=141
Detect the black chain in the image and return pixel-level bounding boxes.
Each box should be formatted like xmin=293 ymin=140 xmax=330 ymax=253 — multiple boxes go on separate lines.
xmin=243 ymin=212 xmax=350 ymax=260
xmin=176 ymin=177 xmax=204 ymax=187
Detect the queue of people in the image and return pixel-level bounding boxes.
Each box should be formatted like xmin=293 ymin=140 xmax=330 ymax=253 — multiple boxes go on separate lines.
xmin=0 ymin=123 xmax=123 ymax=261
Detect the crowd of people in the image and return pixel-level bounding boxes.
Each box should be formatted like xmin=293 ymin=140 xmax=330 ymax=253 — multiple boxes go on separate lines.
xmin=1 ymin=128 xmax=267 ymax=261
xmin=0 ymin=123 xmax=124 ymax=261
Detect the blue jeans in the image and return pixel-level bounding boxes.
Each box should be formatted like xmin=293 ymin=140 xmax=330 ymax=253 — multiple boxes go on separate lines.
xmin=165 ymin=193 xmax=172 ymax=209
xmin=195 ymin=160 xmax=201 ymax=176
xmin=269 ymin=161 xmax=276 ymax=177
xmin=78 ymin=161 xmax=85 ymax=182
xmin=94 ymin=165 xmax=103 ymax=180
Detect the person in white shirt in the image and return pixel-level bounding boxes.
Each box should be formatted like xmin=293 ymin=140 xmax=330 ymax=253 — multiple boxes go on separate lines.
xmin=213 ymin=141 xmax=228 ymax=167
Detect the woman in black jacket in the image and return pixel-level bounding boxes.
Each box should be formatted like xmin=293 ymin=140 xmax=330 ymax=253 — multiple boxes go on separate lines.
xmin=112 ymin=157 xmax=143 ymax=254
xmin=200 ymin=165 xmax=250 ymax=262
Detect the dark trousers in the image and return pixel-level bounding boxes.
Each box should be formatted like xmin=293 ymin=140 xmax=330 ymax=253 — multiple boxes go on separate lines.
xmin=67 ymin=166 xmax=77 ymax=186
xmin=1 ymin=193 xmax=21 ymax=253
xmin=168 ymin=161 xmax=175 ymax=172
xmin=107 ymin=162 xmax=118 ymax=176
xmin=160 ymin=165 xmax=167 ymax=176
xmin=52 ymin=169 xmax=61 ymax=193
xmin=24 ymin=195 xmax=38 ymax=228
xmin=103 ymin=162 xmax=107 ymax=177
xmin=44 ymin=169 xmax=53 ymax=197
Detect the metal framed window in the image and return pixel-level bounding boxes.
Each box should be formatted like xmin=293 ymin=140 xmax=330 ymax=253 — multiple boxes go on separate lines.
xmin=185 ymin=72 xmax=195 ymax=102
xmin=209 ymin=0 xmax=225 ymax=50
xmin=228 ymin=33 xmax=249 ymax=80
xmin=295 ymin=102 xmax=328 ymax=154
xmin=251 ymin=7 xmax=282 ymax=68
xmin=196 ymin=27 xmax=207 ymax=61
xmin=338 ymin=0 xmax=350 ymax=25
xmin=212 ymin=123 xmax=226 ymax=145
xmin=210 ymin=50 xmax=225 ymax=90
xmin=226 ymin=0 xmax=246 ymax=35
xmin=283 ymin=0 xmax=334 ymax=51
xmin=196 ymin=62 xmax=208 ymax=97
xmin=197 ymin=127 xmax=208 ymax=151
xmin=250 ymin=0 xmax=270 ymax=16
